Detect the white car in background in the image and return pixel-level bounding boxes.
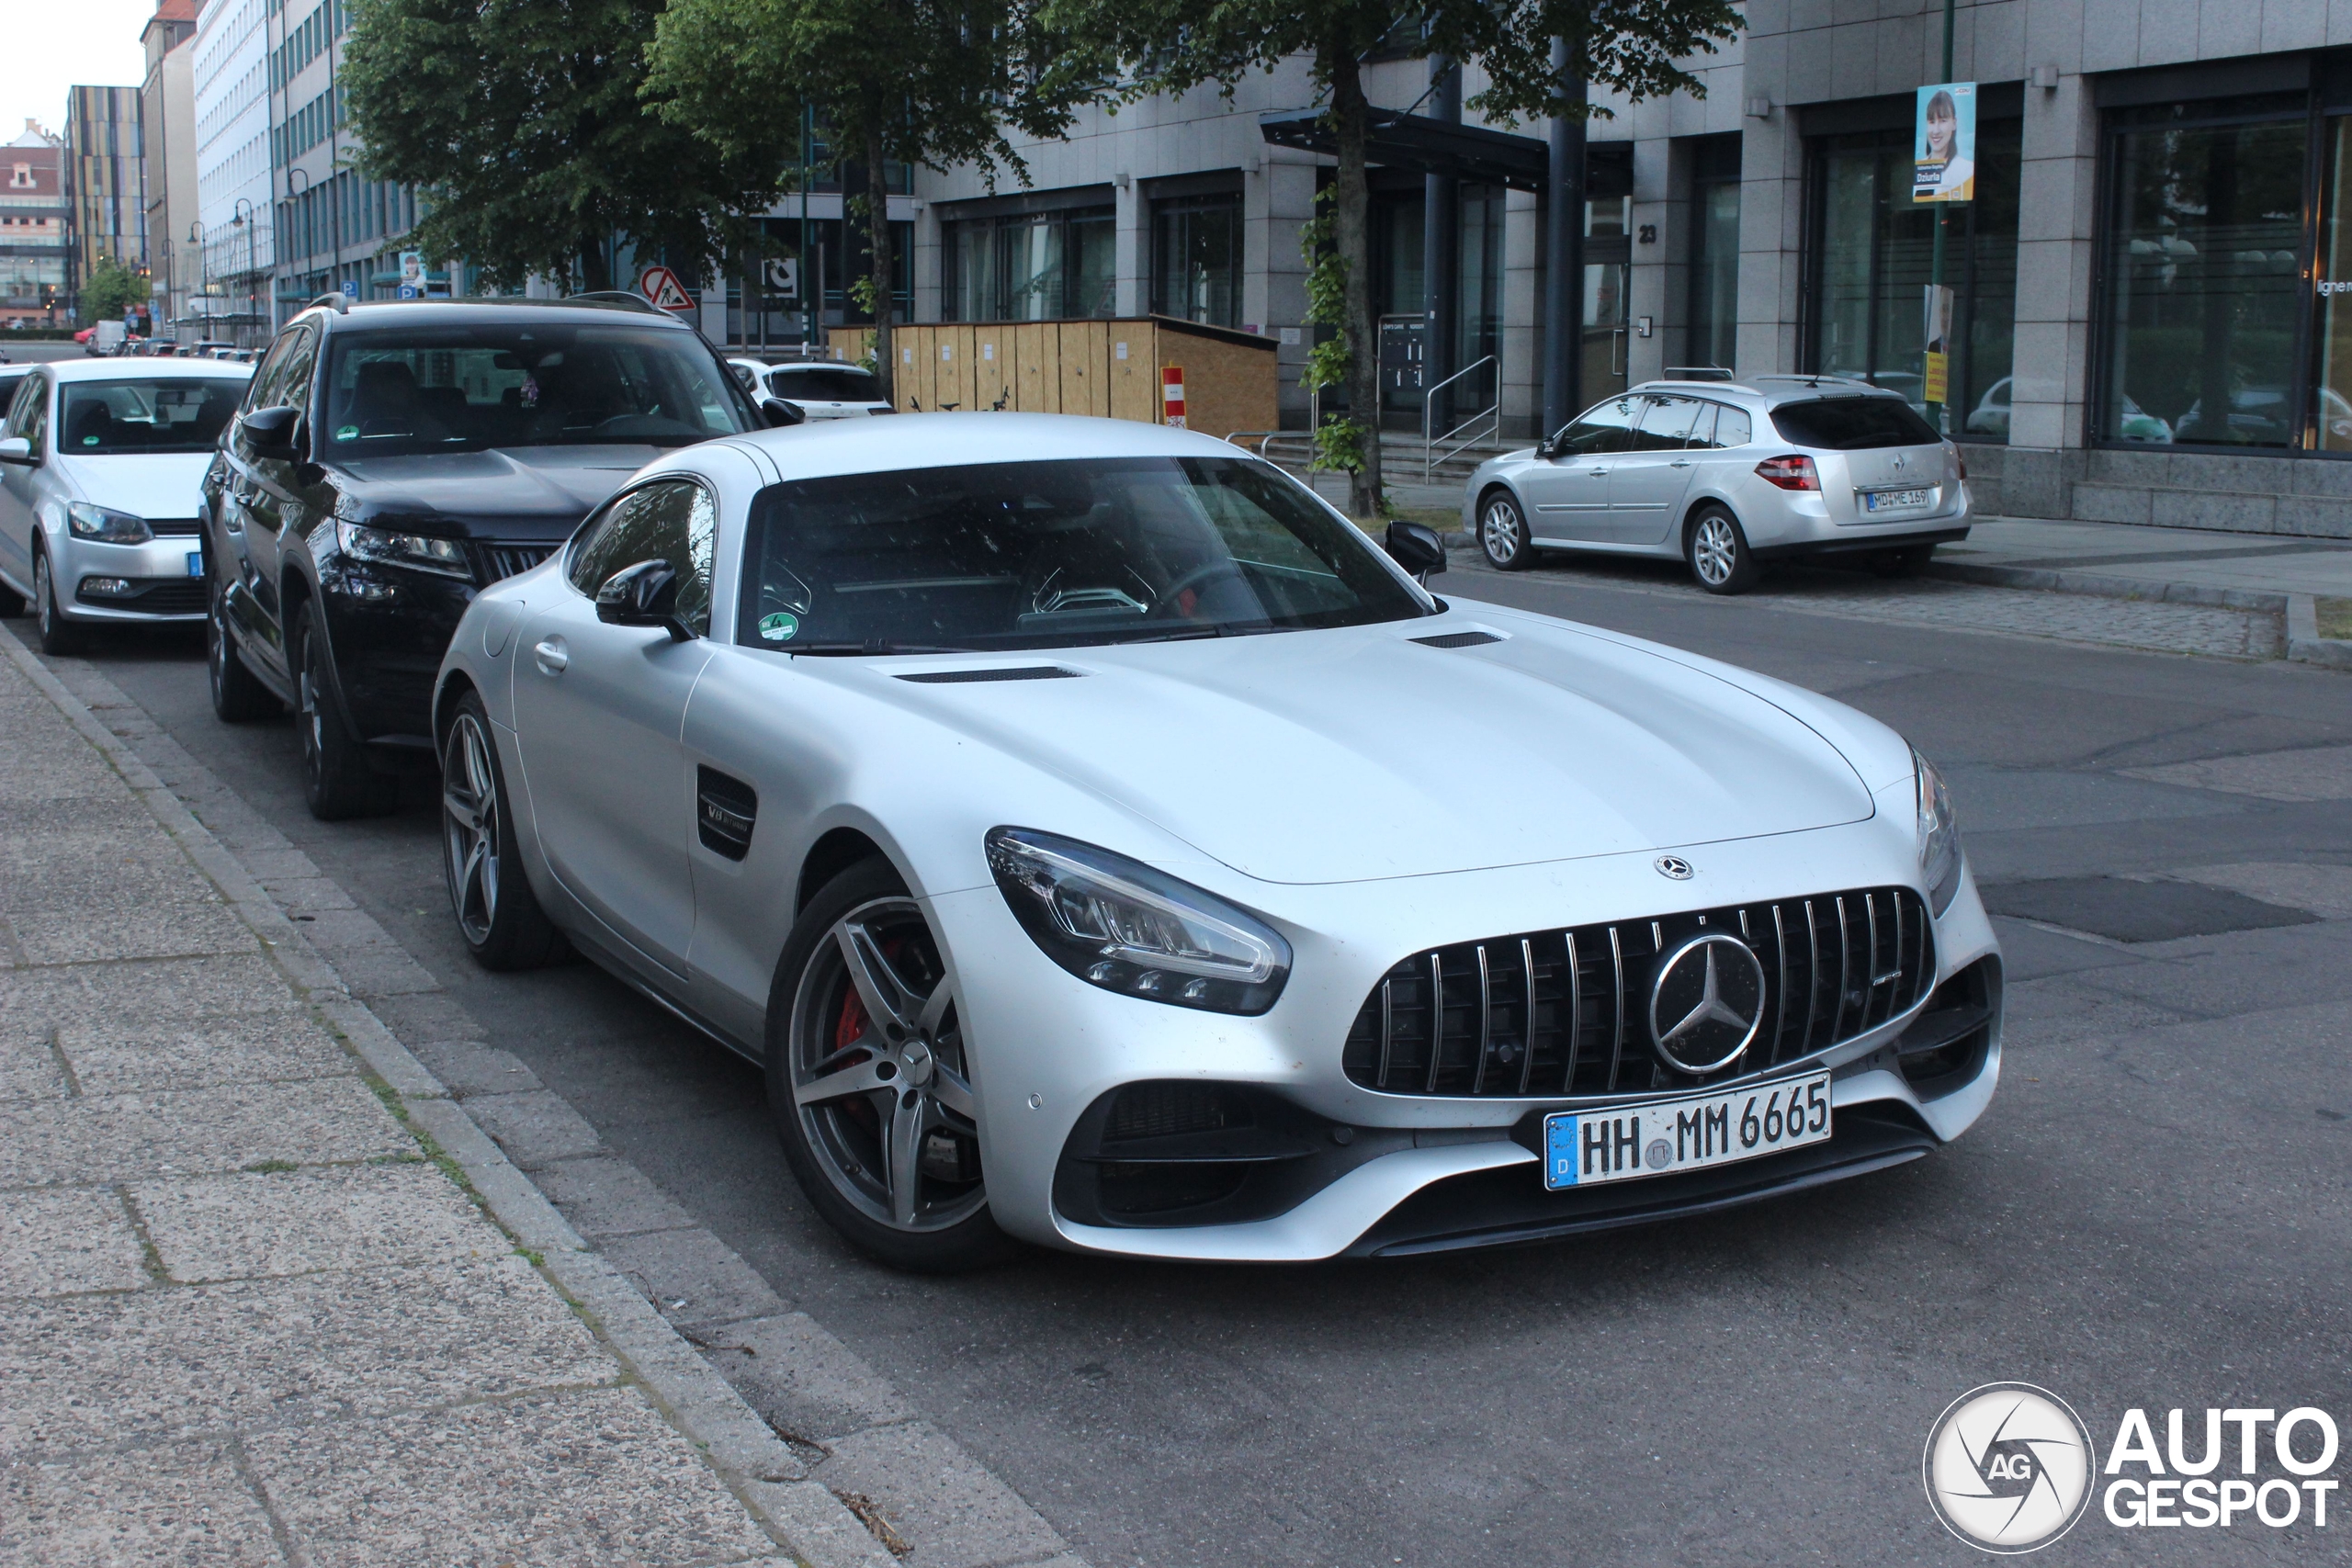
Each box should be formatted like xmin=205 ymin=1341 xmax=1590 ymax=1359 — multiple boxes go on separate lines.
xmin=0 ymin=358 xmax=252 ymax=653
xmin=743 ymin=359 xmax=893 ymax=418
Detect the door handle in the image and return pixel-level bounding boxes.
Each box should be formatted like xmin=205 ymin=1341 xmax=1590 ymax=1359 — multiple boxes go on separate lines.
xmin=1589 ymin=467 xmax=1610 ymax=478
xmin=1670 ymin=458 xmax=1692 ymax=468
xmin=533 ymin=637 xmax=569 ymax=675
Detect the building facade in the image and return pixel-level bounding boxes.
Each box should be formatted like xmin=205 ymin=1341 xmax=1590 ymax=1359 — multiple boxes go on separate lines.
xmin=890 ymin=1 xmax=2352 ymax=535
xmin=142 ymin=0 xmax=202 ymax=337
xmin=63 ymin=85 xmax=148 ymax=313
xmin=267 ymin=0 xmax=426 ymax=314
xmin=194 ymin=0 xmax=277 ymax=342
xmin=0 ymin=123 xmax=69 ymax=327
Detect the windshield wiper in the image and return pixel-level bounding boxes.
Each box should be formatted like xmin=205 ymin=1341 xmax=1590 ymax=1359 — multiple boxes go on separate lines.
xmin=781 ymin=640 xmax=973 ymax=656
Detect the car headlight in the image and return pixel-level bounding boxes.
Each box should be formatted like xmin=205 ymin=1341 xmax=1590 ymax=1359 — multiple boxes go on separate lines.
xmin=337 ymin=520 xmax=471 ymax=578
xmin=66 ymin=502 xmax=152 ymax=544
xmin=986 ymin=827 xmax=1292 ymax=1015
xmin=1914 ymin=746 xmax=1963 ymax=917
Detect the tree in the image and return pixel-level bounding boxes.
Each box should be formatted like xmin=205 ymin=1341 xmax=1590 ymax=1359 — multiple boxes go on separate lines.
xmin=77 ymin=255 xmax=150 ymax=327
xmin=644 ymin=0 xmax=1102 ymax=400
xmin=342 ymin=0 xmax=792 ymax=292
xmin=1063 ymin=0 xmax=1740 ymax=516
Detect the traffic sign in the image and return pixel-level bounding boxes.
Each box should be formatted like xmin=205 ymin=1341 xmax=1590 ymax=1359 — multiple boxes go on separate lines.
xmin=639 ymin=265 xmax=695 ymax=312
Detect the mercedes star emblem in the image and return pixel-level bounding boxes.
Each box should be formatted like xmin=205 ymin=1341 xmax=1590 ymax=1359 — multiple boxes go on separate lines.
xmin=1648 ymin=932 xmax=1768 ymax=1074
xmin=1655 ymin=855 xmax=1694 ymax=881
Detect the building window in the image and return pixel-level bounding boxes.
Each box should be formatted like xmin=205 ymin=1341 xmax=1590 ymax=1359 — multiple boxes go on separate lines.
xmin=2098 ymin=96 xmax=2309 ymax=449
xmin=1151 ymin=192 xmax=1241 ymax=327
xmin=1685 ymin=134 xmax=1741 ymax=375
xmin=1808 ymin=118 xmax=2018 ymax=439
xmin=942 ymin=205 xmax=1114 ymax=321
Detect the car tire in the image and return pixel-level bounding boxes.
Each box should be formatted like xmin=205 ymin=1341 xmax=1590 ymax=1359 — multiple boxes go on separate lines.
xmin=438 ymin=691 xmax=567 ymax=971
xmin=766 ymin=857 xmax=1014 ymax=1273
xmin=1871 ymin=544 xmax=1935 ymax=578
xmin=292 ymin=599 xmax=398 ymax=820
xmin=1686 ymin=505 xmax=1761 ymax=595
xmin=207 ymin=566 xmax=277 ymax=722
xmin=0 ymin=571 xmax=23 ymax=618
xmin=1479 ymin=490 xmax=1536 ymax=571
xmin=31 ymin=547 xmax=83 ymax=655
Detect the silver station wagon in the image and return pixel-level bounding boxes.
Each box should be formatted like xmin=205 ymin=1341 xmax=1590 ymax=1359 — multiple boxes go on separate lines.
xmin=1464 ymin=376 xmax=1973 ymax=593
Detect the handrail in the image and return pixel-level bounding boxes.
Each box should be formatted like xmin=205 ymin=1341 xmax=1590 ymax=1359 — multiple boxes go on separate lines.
xmin=1422 ymin=355 xmax=1498 ymax=481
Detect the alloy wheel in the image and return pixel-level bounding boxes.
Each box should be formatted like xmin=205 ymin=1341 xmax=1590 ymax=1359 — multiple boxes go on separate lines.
xmin=1481 ymin=497 xmax=1524 ymax=567
xmin=33 ymin=555 xmax=53 ymax=637
xmin=1691 ymin=515 xmax=1737 ymax=586
xmin=789 ymin=898 xmax=984 ymax=1233
xmin=442 ymin=712 xmax=502 ymax=944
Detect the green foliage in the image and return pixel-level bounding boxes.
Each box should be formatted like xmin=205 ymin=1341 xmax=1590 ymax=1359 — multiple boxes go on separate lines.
xmin=77 ymin=256 xmax=149 ymax=326
xmin=342 ymin=0 xmax=788 ymax=291
xmin=1298 ymin=194 xmax=1362 ymax=473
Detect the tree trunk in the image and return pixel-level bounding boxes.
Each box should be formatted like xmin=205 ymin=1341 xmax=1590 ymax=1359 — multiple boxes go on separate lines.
xmin=1329 ymin=51 xmax=1383 ymax=518
xmin=866 ymin=126 xmax=895 ymax=401
xmin=579 ymin=234 xmax=613 ymax=294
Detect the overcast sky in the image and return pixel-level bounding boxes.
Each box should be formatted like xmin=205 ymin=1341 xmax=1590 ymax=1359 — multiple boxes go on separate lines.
xmin=0 ymin=0 xmax=157 ymax=141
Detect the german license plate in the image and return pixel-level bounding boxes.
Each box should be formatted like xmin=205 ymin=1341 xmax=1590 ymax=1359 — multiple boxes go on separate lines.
xmin=1542 ymin=1071 xmax=1831 ymax=1190
xmin=1864 ymin=488 xmax=1930 ymax=512
xmin=187 ymin=551 xmax=204 ymax=577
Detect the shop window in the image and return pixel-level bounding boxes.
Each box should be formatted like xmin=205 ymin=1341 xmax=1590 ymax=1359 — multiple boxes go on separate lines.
xmin=2099 ymin=99 xmax=2305 ymax=447
xmin=944 ymin=206 xmax=1114 ymax=321
xmin=1152 ymin=193 xmax=1241 ymax=328
xmin=1808 ymin=121 xmax=2018 ymax=439
xmin=1685 ymin=135 xmax=1742 ymax=375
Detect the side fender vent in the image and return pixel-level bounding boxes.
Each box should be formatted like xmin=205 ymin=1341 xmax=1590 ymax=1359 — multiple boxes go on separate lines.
xmin=695 ymin=766 xmax=757 ymax=861
xmin=1410 ymin=630 xmax=1503 ymax=649
xmin=896 ymin=666 xmax=1081 ymax=684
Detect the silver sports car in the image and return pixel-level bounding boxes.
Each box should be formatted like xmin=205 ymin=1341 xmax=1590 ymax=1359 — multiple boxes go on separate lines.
xmin=432 ymin=414 xmax=2001 ymax=1269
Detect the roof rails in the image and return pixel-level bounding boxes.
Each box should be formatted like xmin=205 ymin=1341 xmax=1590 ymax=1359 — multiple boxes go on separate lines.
xmin=563 ymin=290 xmax=669 ymax=316
xmin=1631 ymin=376 xmax=1761 ymax=396
xmin=1750 ymin=373 xmax=1880 ymax=390
xmin=303 ymin=291 xmax=352 ymax=315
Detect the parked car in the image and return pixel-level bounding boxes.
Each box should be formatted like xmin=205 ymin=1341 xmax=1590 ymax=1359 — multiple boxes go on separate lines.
xmin=201 ymin=296 xmax=773 ymax=818
xmin=1467 ymin=376 xmax=1972 ymax=593
xmin=751 ymin=359 xmax=892 ymax=418
xmin=431 ymin=412 xmax=2000 ymax=1269
xmin=1966 ymin=377 xmax=2010 ymax=438
xmin=0 ymin=358 xmax=253 ymax=653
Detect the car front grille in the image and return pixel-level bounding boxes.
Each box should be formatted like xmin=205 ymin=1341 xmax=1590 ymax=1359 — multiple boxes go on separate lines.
xmin=1340 ymin=886 xmax=1935 ymax=1100
xmin=475 ymin=544 xmax=556 ymax=583
xmin=75 ymin=577 xmax=207 ymax=615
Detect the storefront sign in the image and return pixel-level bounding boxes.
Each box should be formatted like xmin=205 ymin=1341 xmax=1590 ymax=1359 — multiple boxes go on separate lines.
xmin=1914 ymin=82 xmax=1977 ymax=203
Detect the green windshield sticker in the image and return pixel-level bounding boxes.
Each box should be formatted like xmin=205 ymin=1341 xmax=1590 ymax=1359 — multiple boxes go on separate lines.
xmin=82 ymin=435 xmax=97 ymax=446
xmin=336 ymin=424 xmax=358 ymax=441
xmin=757 ymin=612 xmax=798 ymax=642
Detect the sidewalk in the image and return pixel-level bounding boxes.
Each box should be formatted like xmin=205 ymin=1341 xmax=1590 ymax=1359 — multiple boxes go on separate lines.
xmin=0 ymin=631 xmax=887 ymax=1564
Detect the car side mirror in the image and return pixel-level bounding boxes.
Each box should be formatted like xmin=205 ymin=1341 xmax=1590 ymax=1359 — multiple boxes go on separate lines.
xmin=1384 ymin=521 xmax=1448 ymax=581
xmin=240 ymin=405 xmax=303 ymax=463
xmin=0 ymin=435 xmax=32 ymax=464
xmin=595 ymin=558 xmax=694 ymax=641
xmin=762 ymin=397 xmax=806 ymax=428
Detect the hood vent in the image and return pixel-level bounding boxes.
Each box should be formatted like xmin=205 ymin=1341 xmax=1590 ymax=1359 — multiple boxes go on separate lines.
xmin=1411 ymin=630 xmax=1503 ymax=649
xmin=897 ymin=666 xmax=1081 ymax=684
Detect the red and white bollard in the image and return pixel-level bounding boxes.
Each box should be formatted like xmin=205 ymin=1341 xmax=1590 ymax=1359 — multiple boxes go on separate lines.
xmin=1161 ymin=365 xmax=1186 ymax=429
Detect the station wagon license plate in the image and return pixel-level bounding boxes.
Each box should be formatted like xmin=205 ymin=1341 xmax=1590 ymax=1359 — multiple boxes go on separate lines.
xmin=1542 ymin=1071 xmax=1831 ymax=1190
xmin=1864 ymin=488 xmax=1930 ymax=512
xmin=187 ymin=551 xmax=204 ymax=577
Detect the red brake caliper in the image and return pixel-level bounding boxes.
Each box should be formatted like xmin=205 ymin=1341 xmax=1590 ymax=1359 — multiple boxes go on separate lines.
xmin=834 ymin=936 xmax=908 ymax=1051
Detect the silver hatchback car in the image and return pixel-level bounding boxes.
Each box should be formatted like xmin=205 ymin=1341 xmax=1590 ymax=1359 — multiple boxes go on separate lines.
xmin=1464 ymin=376 xmax=1972 ymax=593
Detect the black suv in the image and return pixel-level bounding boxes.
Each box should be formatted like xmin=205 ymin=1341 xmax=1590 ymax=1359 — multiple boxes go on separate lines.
xmin=201 ymin=296 xmax=766 ymax=817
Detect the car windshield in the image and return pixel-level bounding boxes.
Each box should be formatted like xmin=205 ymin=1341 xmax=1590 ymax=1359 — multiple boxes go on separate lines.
xmin=59 ymin=378 xmax=243 ymax=455
xmin=738 ymin=456 xmax=1429 ymax=652
xmin=1770 ymin=396 xmax=1942 ymax=450
xmin=319 ymin=322 xmax=754 ymax=458
xmin=764 ymin=367 xmax=880 ymax=402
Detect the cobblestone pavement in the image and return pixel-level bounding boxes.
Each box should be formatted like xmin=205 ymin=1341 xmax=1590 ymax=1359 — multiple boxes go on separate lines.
xmin=0 ymin=634 xmax=808 ymax=1567
xmin=1450 ymin=554 xmax=2281 ymax=660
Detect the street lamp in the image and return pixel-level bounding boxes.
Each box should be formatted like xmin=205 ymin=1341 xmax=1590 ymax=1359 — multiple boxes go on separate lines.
xmin=288 ymin=167 xmax=311 ymax=300
xmin=232 ymin=197 xmax=258 ymax=347
xmin=187 ymin=220 xmax=207 ymax=346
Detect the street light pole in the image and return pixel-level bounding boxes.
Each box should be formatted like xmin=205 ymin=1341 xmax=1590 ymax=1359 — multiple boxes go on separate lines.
xmin=187 ymin=220 xmax=206 ymax=346
xmin=288 ymin=166 xmax=311 ymax=299
xmin=232 ymin=197 xmax=257 ymax=347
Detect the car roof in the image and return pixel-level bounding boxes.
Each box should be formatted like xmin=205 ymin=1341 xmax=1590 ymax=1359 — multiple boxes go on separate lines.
xmin=669 ymin=412 xmax=1251 ymax=485
xmin=1623 ymin=375 xmax=1913 ymax=410
xmin=765 ymin=360 xmax=875 ymax=375
xmin=290 ymin=298 xmax=701 ymax=335
xmin=44 ymin=358 xmax=254 ymax=382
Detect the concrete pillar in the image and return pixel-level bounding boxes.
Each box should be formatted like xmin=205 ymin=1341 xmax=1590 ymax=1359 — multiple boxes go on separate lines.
xmin=1733 ymin=105 xmax=1803 ymax=380
xmin=2004 ymin=71 xmax=2098 ymax=519
xmin=1501 ymin=188 xmax=1543 ymax=437
xmin=1114 ymin=177 xmax=1143 ymax=317
xmin=1263 ymin=157 xmax=1317 ymax=424
xmin=1626 ymin=131 xmax=1671 ymax=385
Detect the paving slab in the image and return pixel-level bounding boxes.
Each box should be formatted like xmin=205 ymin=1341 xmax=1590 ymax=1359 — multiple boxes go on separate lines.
xmin=820 ymin=1421 xmax=1073 ymax=1568
xmin=535 ymin=1154 xmax=702 ymax=1239
xmin=245 ymin=1387 xmax=778 ymax=1568
xmin=600 ymin=1224 xmax=792 ymax=1329
xmin=0 ymin=1077 xmax=409 ymax=1188
xmin=131 ymin=1163 xmax=498 ymax=1283
xmin=0 ymin=1438 xmax=284 ymax=1567
xmin=57 ymin=1014 xmax=356 ymax=1097
xmin=8 ymin=901 xmax=261 ymax=966
xmin=0 ymin=1189 xmax=150 ymax=1298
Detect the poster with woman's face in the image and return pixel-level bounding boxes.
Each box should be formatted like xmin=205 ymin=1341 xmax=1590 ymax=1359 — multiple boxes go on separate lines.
xmin=1914 ymin=82 xmax=1977 ymax=203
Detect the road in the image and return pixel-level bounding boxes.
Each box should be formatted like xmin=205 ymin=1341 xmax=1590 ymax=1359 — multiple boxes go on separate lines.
xmin=28 ymin=557 xmax=2352 ymax=1565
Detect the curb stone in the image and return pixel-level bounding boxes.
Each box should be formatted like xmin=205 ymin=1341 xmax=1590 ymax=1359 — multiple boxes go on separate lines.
xmin=0 ymin=624 xmax=897 ymax=1568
